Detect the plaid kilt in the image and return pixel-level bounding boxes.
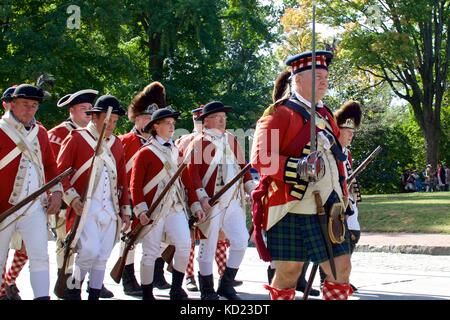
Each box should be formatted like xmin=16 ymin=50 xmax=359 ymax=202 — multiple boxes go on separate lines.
xmin=266 ymin=213 xmax=350 ymax=263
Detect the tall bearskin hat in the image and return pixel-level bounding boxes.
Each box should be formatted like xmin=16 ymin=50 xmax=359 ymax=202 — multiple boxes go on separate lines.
xmin=334 ymin=100 xmax=362 ymax=130
xmin=128 ymin=82 xmax=166 ymax=122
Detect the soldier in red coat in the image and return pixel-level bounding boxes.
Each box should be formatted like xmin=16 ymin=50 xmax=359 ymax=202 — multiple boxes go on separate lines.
xmin=186 ymin=101 xmax=257 ymax=300
xmin=0 ymin=85 xmax=25 ymax=301
xmin=57 ymin=95 xmax=131 ymax=300
xmin=251 ymin=51 xmax=353 ymax=300
xmin=118 ymin=81 xmax=169 ymax=296
xmin=130 ymin=108 xmax=204 ymax=300
xmin=333 ymin=100 xmax=363 ymax=293
xmin=46 ymin=89 xmax=118 ymax=299
xmin=0 ymin=84 xmax=63 ymax=300
xmin=49 ymin=89 xmax=98 ymax=155
xmin=264 ymin=70 xmax=320 ymax=297
xmin=177 ymin=105 xmax=243 ymax=292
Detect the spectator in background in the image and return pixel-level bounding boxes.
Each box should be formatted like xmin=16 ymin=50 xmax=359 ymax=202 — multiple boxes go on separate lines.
xmin=424 ymin=165 xmax=434 ymax=192
xmin=445 ymin=165 xmax=450 ymax=191
xmin=405 ymin=170 xmax=416 ymax=192
xmin=437 ymin=163 xmax=446 ymax=191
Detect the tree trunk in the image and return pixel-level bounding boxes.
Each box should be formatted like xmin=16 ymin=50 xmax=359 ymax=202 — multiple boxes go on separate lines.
xmin=423 ymin=118 xmax=440 ymax=173
xmin=148 ymin=32 xmax=163 ymax=82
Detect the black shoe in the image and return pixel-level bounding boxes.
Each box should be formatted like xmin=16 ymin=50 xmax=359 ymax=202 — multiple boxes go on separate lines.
xmin=100 ymin=285 xmax=114 ymax=298
xmin=153 ymin=257 xmax=171 ymax=289
xmin=198 ymin=273 xmax=219 ymax=300
xmin=296 ymin=277 xmax=320 ymax=296
xmin=350 ymin=283 xmax=358 ymax=293
xmin=186 ymin=276 xmax=199 ymax=292
xmin=267 ymin=266 xmax=275 ymax=284
xmin=142 ymin=283 xmax=156 ymax=300
xmin=34 ymin=296 xmax=50 ymax=300
xmin=233 ymin=279 xmax=243 ymax=287
xmin=217 ymin=267 xmax=242 ymax=300
xmin=5 ymin=284 xmax=21 ymax=300
xmin=86 ymin=282 xmax=114 ymax=298
xmin=296 ymin=284 xmax=321 ymax=297
xmin=88 ymin=288 xmax=102 ymax=301
xmin=170 ymin=269 xmax=190 ymax=300
xmin=63 ymin=287 xmax=81 ymax=300
xmin=122 ymin=264 xmax=142 ymax=296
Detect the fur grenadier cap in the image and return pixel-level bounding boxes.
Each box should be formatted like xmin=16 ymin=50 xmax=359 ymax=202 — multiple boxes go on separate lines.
xmin=334 ymin=100 xmax=362 ymax=130
xmin=128 ymin=82 xmax=166 ymax=122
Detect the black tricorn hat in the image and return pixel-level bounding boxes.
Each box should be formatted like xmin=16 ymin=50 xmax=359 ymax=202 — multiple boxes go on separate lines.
xmin=143 ymin=107 xmax=180 ymax=133
xmin=86 ymin=95 xmax=126 ymax=116
xmin=57 ymin=89 xmax=98 ymax=108
xmin=11 ymin=84 xmax=44 ymax=102
xmin=334 ymin=100 xmax=362 ymax=130
xmin=1 ymin=86 xmax=17 ymax=102
xmin=197 ymin=101 xmax=232 ymax=121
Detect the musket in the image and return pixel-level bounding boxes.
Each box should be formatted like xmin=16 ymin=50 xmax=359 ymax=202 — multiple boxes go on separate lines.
xmin=54 ymin=107 xmax=113 ymax=298
xmin=347 ymin=145 xmax=382 ymax=186
xmin=161 ymin=162 xmax=252 ymax=266
xmin=0 ymin=167 xmax=74 ymax=225
xmin=302 ymin=263 xmax=319 ymax=300
xmin=208 ymin=163 xmax=252 ymax=209
xmin=110 ymin=147 xmax=195 ymax=283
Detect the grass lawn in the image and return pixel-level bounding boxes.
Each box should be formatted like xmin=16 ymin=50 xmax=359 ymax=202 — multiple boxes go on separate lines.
xmin=359 ymin=192 xmax=450 ymax=234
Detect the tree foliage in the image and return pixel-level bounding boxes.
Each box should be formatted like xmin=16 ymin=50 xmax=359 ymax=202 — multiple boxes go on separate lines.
xmin=0 ymin=0 xmax=280 ymax=133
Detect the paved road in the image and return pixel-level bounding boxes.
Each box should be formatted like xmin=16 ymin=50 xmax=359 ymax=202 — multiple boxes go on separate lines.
xmin=7 ymin=241 xmax=450 ymax=300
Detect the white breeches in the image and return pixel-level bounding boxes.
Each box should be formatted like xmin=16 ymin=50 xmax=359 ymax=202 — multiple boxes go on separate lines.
xmin=140 ymin=210 xmax=191 ymax=285
xmin=0 ymin=205 xmax=49 ymax=297
xmin=75 ymin=210 xmax=117 ymax=272
xmin=198 ymin=199 xmax=248 ymax=275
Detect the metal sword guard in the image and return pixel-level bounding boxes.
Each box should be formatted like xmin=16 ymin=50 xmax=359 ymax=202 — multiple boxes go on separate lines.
xmin=297 ymin=151 xmax=326 ymax=182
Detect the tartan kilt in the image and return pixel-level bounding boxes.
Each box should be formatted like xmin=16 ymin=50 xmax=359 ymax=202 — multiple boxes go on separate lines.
xmin=266 ymin=213 xmax=350 ymax=263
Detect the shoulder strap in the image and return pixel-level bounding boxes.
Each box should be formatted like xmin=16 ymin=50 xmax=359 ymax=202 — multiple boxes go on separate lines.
xmin=283 ymin=99 xmax=311 ymax=123
xmin=0 ymin=120 xmax=41 ymax=170
xmin=142 ymin=143 xmax=177 ymax=196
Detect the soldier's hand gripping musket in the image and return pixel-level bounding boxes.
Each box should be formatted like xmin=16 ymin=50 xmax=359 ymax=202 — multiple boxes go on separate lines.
xmin=0 ymin=167 xmax=73 ymax=225
xmin=161 ymin=162 xmax=253 ymax=266
xmin=189 ymin=162 xmax=252 ymax=228
xmin=110 ymin=147 xmax=194 ymax=284
xmin=54 ymin=107 xmax=113 ymax=298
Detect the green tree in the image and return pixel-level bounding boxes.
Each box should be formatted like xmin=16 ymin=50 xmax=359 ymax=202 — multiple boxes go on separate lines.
xmin=1 ymin=1 xmax=280 ymax=135
xmin=317 ymin=0 xmax=450 ymax=173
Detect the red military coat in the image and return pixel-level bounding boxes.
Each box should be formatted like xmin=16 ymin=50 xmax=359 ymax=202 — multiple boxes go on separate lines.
xmin=118 ymin=129 xmax=147 ymax=182
xmin=130 ymin=139 xmax=200 ymax=229
xmin=185 ymin=130 xmax=254 ymax=202
xmin=57 ymin=126 xmax=131 ymax=231
xmin=0 ymin=114 xmax=61 ymax=214
xmin=185 ymin=130 xmax=255 ymax=239
xmin=48 ymin=119 xmax=79 ymax=157
xmin=251 ymin=98 xmax=348 ymax=231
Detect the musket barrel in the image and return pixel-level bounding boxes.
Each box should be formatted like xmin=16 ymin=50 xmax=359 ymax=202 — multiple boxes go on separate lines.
xmin=347 ymin=145 xmax=382 ymax=185
xmin=0 ymin=167 xmax=74 ymax=225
